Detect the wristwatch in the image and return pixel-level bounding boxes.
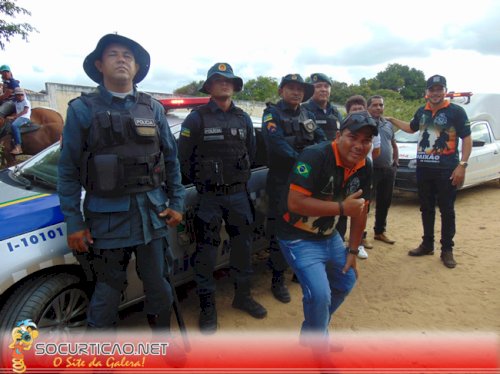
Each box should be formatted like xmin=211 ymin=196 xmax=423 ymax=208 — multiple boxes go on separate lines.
xmin=459 ymin=161 xmax=468 ymax=168
xmin=347 ymin=247 xmax=359 ymax=255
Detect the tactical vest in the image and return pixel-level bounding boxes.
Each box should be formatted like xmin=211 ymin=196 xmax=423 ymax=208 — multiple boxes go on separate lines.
xmin=193 ymin=105 xmax=251 ymax=187
xmin=267 ymin=103 xmax=318 ymax=152
xmin=314 ymin=110 xmax=340 ymax=140
xmin=79 ymin=92 xmax=166 ymax=196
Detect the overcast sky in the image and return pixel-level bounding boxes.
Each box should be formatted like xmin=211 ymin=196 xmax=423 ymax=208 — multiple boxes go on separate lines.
xmin=2 ymin=0 xmax=500 ymax=95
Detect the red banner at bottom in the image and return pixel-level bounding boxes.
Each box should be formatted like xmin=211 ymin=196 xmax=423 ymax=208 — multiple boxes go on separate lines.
xmin=1 ymin=330 xmax=498 ymax=373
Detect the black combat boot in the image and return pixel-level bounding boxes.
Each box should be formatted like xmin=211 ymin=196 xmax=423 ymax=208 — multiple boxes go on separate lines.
xmin=199 ymin=293 xmax=217 ymax=334
xmin=232 ymin=281 xmax=267 ymax=319
xmin=271 ymin=270 xmax=291 ymax=303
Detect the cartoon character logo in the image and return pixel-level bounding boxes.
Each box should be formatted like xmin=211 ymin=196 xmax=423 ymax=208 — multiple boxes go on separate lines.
xmin=9 ymin=319 xmax=39 ymax=374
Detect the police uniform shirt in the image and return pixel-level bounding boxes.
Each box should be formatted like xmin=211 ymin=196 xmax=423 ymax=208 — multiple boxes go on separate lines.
xmin=410 ymin=101 xmax=470 ymax=169
xmin=277 ymin=140 xmax=372 ymax=241
xmin=58 ymin=85 xmax=185 ymax=249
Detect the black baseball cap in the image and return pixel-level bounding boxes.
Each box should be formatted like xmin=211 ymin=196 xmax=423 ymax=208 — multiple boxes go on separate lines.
xmin=83 ymin=33 xmax=150 ymax=84
xmin=340 ymin=111 xmax=378 ymax=136
xmin=426 ymin=74 xmax=447 ymax=89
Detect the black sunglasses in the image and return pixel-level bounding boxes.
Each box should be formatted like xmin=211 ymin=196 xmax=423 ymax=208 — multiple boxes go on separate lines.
xmin=342 ymin=111 xmax=376 ymax=128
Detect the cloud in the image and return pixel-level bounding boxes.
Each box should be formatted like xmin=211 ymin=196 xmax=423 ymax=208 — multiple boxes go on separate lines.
xmin=446 ymin=13 xmax=500 ymax=55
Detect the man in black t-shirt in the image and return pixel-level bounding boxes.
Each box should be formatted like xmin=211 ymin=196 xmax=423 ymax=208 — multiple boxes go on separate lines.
xmin=276 ymin=111 xmax=377 ymax=342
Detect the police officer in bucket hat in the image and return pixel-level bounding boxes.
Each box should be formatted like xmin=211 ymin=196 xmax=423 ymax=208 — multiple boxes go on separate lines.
xmin=178 ymin=63 xmax=267 ymax=334
xmin=58 ymin=33 xmax=185 ymax=331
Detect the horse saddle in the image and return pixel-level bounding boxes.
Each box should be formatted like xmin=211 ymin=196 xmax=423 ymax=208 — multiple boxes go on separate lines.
xmin=0 ymin=120 xmax=41 ymax=139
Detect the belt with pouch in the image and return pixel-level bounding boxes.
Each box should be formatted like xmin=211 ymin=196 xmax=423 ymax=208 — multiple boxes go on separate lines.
xmin=197 ymin=183 xmax=246 ymax=195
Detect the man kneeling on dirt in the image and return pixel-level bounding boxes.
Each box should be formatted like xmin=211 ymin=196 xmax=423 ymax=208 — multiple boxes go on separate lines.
xmin=277 ymin=111 xmax=377 ymax=344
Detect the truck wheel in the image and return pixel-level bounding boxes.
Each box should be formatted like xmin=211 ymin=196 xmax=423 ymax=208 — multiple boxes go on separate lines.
xmin=0 ymin=273 xmax=90 ymax=335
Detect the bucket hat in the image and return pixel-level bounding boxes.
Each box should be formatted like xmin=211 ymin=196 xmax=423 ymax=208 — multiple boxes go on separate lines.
xmin=83 ymin=34 xmax=150 ymax=84
xmin=199 ymin=63 xmax=243 ymax=94
xmin=279 ymin=74 xmax=315 ymax=102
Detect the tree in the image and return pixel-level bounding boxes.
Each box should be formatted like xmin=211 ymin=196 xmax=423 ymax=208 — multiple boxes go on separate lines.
xmin=0 ymin=0 xmax=37 ymax=50
xmin=375 ymin=63 xmax=426 ymax=100
xmin=173 ymin=80 xmax=206 ymax=96
xmin=235 ymin=76 xmax=279 ymax=102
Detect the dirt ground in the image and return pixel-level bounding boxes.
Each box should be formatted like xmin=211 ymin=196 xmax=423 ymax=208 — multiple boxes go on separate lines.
xmin=120 ymin=180 xmax=500 ymax=335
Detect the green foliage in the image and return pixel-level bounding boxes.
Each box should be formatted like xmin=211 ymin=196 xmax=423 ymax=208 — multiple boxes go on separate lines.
xmin=171 ymin=63 xmax=427 ymax=119
xmin=375 ymin=63 xmax=426 ymax=100
xmin=173 ymin=80 xmax=206 ymax=97
xmin=0 ymin=0 xmax=37 ymax=50
xmin=382 ymin=96 xmax=424 ymax=122
xmin=235 ymin=76 xmax=279 ymax=103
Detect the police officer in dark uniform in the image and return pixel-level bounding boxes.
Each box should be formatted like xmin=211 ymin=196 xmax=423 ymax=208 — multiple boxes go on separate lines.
xmin=262 ymin=74 xmax=327 ymax=303
xmin=57 ymin=34 xmax=185 ymax=331
xmin=178 ymin=63 xmax=267 ymax=334
xmin=303 ymin=73 xmax=343 ymax=140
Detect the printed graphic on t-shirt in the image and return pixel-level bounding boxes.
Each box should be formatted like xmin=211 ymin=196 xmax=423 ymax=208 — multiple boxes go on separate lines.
xmin=286 ymin=175 xmax=336 ymax=235
xmin=417 ymin=113 xmax=457 ymax=165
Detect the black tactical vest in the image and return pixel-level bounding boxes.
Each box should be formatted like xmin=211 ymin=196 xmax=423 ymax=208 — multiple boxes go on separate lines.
xmin=267 ymin=103 xmax=318 ymax=151
xmin=192 ymin=105 xmax=251 ymax=187
xmin=303 ymin=101 xmax=341 ymax=140
xmin=79 ymin=92 xmax=166 ymax=196
xmin=314 ymin=111 xmax=340 ymax=140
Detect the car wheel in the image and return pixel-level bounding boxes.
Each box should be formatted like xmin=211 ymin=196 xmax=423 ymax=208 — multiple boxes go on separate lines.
xmin=0 ymin=273 xmax=90 ymax=335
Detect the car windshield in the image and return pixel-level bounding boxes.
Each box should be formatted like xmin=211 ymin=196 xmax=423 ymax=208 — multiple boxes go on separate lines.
xmin=394 ymin=130 xmax=419 ymax=143
xmin=12 ymin=142 xmax=60 ymax=189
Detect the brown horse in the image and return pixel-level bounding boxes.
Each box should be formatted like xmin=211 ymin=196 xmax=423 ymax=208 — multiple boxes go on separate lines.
xmin=0 ymin=107 xmax=63 ymax=167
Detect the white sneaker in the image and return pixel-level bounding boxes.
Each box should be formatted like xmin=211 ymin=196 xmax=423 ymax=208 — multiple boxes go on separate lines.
xmin=357 ymin=245 xmax=368 ymax=259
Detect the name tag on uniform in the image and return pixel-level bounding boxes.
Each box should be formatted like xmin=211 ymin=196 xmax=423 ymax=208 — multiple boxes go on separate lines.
xmin=204 ymin=127 xmax=223 ymax=135
xmin=134 ymin=118 xmax=156 ymax=136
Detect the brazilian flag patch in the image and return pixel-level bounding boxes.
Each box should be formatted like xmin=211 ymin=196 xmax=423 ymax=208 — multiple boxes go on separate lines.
xmin=263 ymin=113 xmax=273 ymax=123
xmin=180 ymin=127 xmax=191 ymax=137
xmin=294 ymin=162 xmax=311 ymax=178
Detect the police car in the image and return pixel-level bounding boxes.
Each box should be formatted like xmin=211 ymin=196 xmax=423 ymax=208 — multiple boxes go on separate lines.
xmin=0 ymin=98 xmax=269 ymax=333
xmin=395 ymin=93 xmax=500 ymax=192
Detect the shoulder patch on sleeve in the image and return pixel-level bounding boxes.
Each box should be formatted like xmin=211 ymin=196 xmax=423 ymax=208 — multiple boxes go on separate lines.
xmin=180 ymin=127 xmax=191 ymax=137
xmin=266 ymin=122 xmax=277 ymax=133
xmin=263 ymin=113 xmax=273 ymax=123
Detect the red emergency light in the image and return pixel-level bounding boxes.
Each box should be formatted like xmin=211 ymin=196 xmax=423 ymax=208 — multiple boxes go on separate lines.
xmin=160 ymin=96 xmax=209 ymax=110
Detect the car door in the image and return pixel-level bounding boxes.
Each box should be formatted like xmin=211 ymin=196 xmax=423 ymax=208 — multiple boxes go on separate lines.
xmin=463 ymin=121 xmax=500 ymax=188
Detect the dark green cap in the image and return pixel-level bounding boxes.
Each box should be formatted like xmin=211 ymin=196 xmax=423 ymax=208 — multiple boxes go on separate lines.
xmin=279 ymin=74 xmax=315 ymax=102
xmin=310 ymin=73 xmax=332 ymax=86
xmin=199 ymin=62 xmax=243 ymax=94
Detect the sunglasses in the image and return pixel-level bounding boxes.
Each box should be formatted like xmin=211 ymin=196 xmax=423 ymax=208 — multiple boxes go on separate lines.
xmin=342 ymin=112 xmax=376 ymax=128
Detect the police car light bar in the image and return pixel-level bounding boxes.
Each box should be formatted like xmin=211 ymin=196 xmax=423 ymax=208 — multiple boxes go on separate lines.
xmin=446 ymin=91 xmax=473 ymax=104
xmin=160 ymin=97 xmax=210 ymax=110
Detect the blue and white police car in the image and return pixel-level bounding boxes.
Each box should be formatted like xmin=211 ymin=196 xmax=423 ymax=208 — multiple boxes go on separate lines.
xmin=0 ymin=99 xmax=269 ymax=334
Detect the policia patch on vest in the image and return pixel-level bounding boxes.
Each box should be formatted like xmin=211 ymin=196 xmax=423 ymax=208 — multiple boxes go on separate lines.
xmin=134 ymin=118 xmax=156 ymax=136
